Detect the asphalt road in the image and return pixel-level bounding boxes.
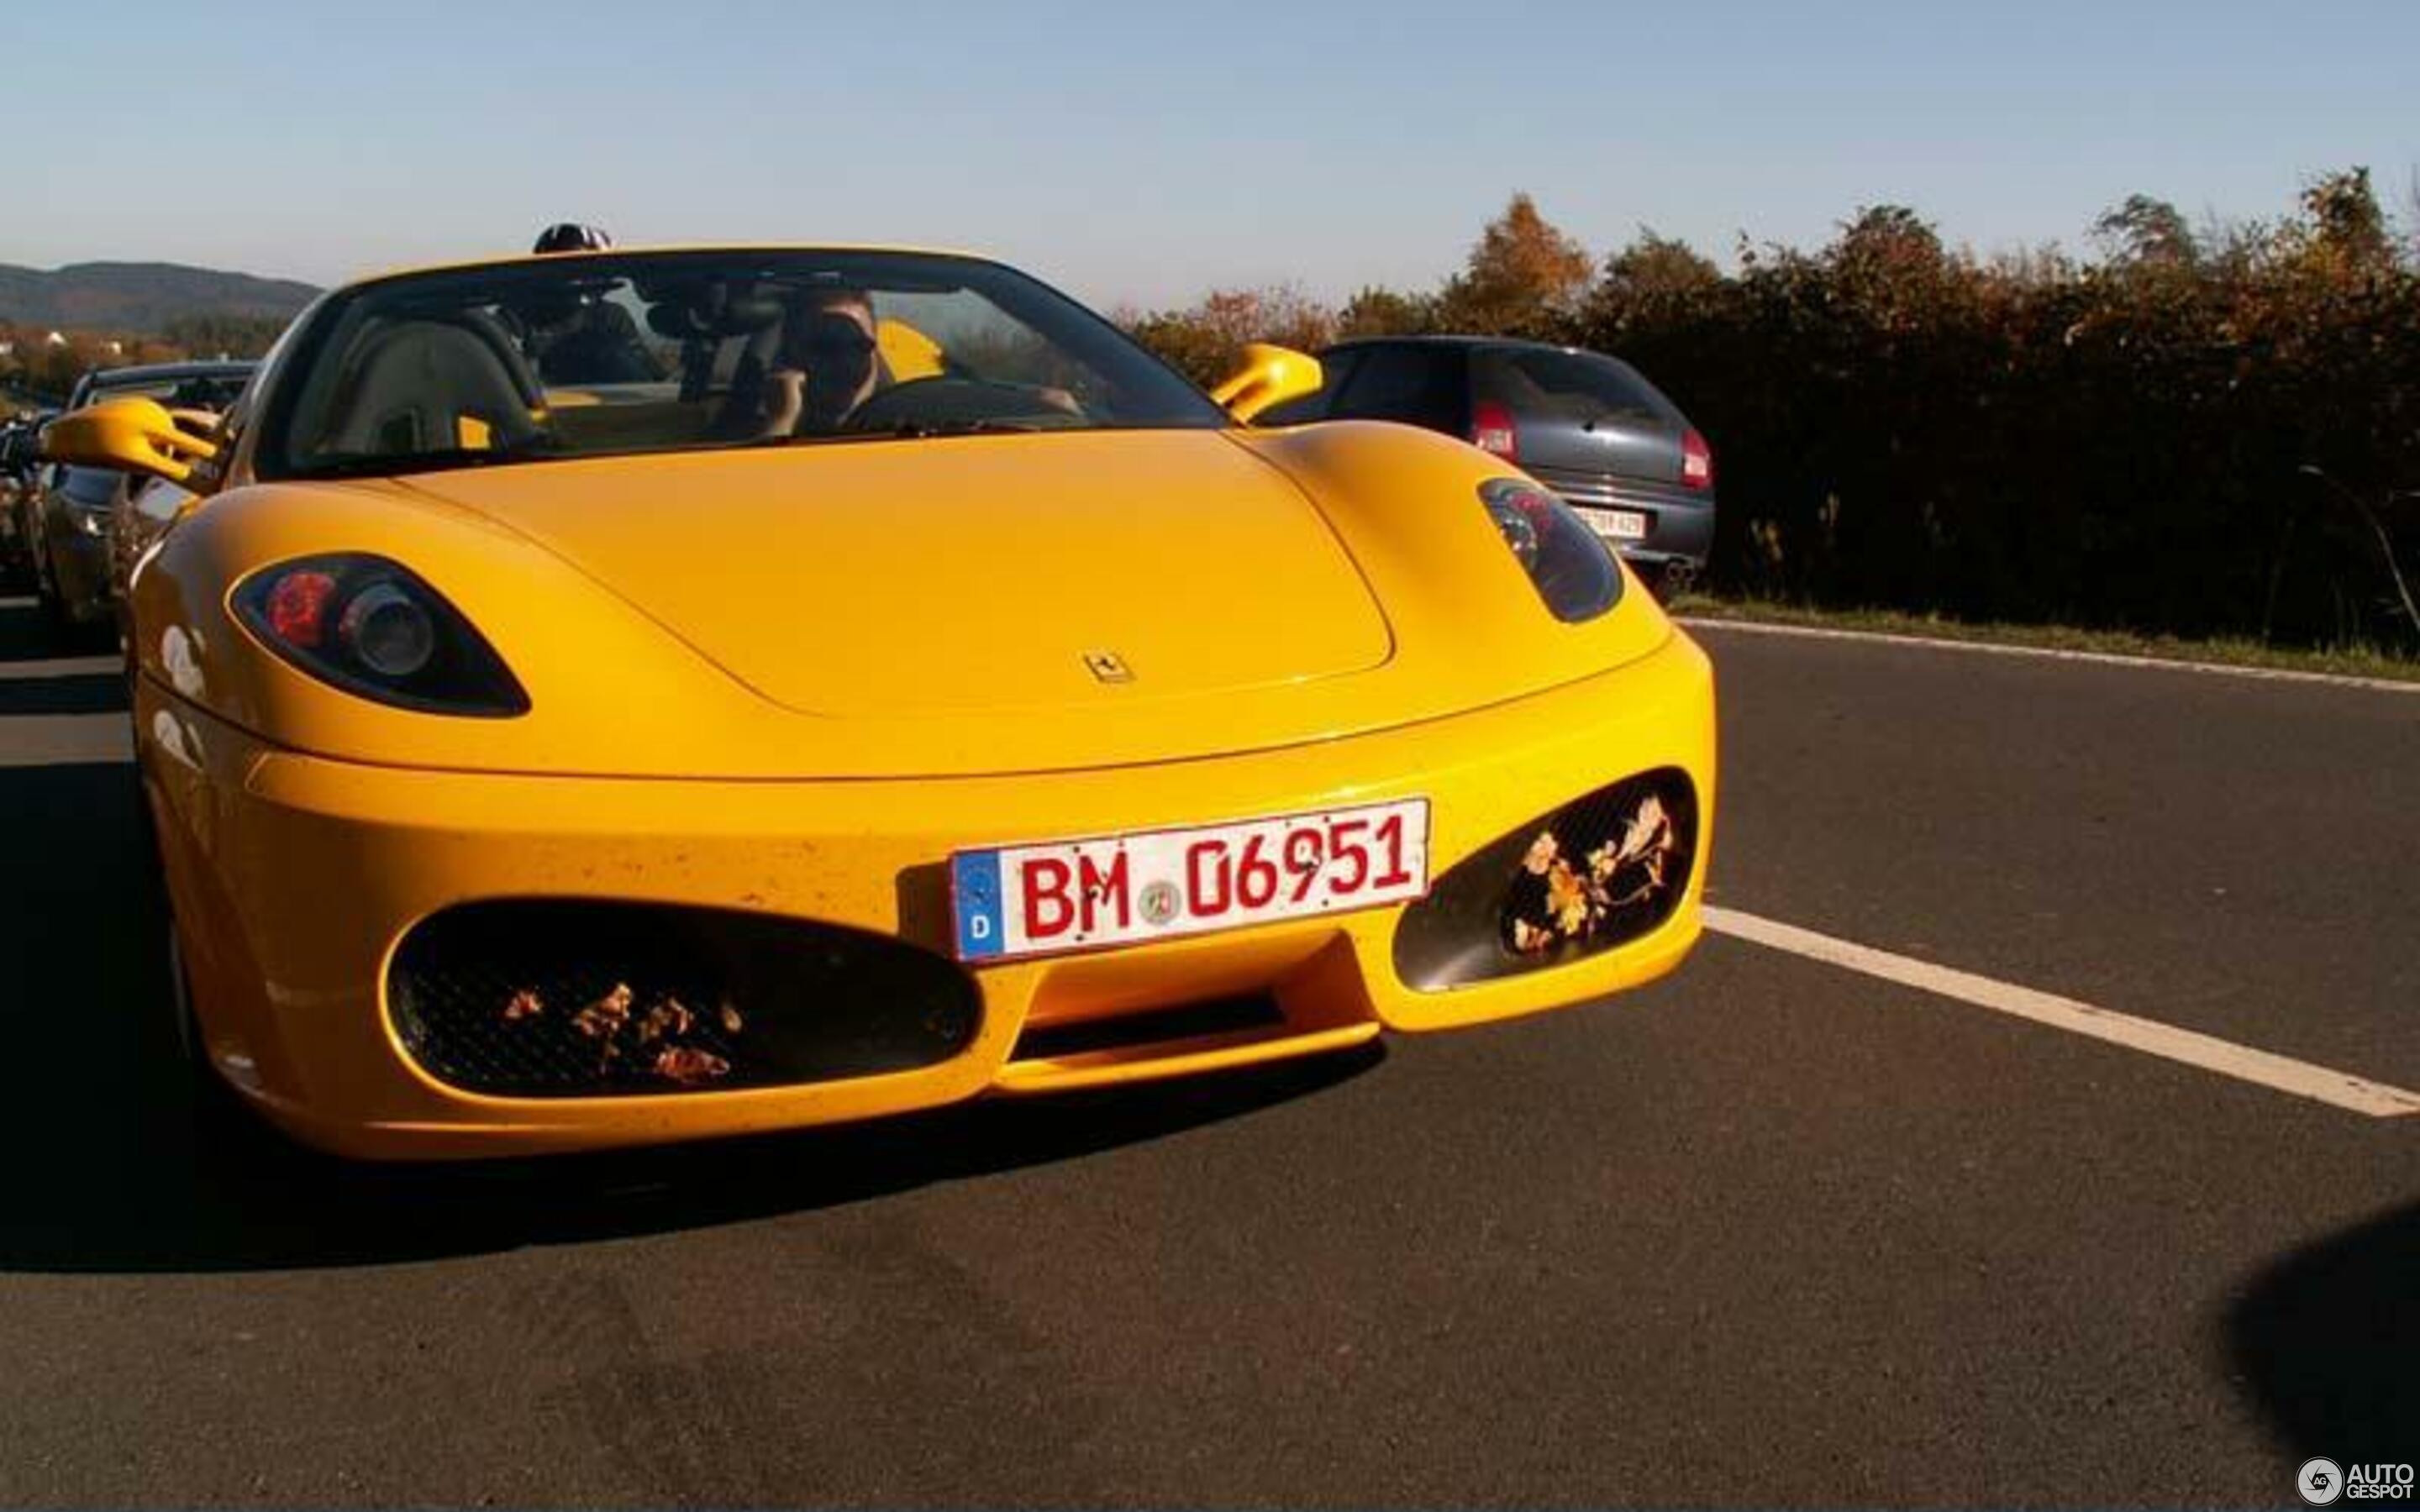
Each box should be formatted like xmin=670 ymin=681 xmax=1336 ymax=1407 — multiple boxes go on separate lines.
xmin=0 ymin=596 xmax=2412 ymax=1506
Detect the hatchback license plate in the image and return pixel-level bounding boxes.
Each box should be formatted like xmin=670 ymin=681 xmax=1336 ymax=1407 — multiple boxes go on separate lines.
xmin=1577 ymin=507 xmax=1649 ymax=542
xmin=951 ymin=799 xmax=1431 ymax=962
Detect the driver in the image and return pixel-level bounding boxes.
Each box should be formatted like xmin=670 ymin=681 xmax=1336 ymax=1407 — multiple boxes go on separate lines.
xmin=745 ymin=286 xmax=892 ymax=437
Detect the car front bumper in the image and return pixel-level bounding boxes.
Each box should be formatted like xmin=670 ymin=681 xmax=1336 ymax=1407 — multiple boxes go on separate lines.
xmin=140 ymin=627 xmax=1717 ymax=1159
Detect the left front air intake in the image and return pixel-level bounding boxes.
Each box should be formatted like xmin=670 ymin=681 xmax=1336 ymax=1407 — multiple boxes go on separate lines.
xmin=387 ymin=900 xmax=981 ymax=1097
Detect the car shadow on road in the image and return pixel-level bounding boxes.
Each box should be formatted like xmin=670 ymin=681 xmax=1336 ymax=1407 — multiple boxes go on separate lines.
xmin=0 ymin=756 xmax=1382 ymax=1275
xmin=2226 ymin=1200 xmax=2420 ymax=1464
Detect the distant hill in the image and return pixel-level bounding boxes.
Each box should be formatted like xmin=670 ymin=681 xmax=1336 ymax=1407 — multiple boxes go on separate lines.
xmin=0 ymin=260 xmax=319 ymax=333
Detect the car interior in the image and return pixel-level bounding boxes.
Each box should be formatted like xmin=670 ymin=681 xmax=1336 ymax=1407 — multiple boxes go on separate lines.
xmin=283 ymin=268 xmax=1129 ymax=475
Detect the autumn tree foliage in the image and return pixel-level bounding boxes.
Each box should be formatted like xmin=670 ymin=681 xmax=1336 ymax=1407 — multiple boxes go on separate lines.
xmin=1435 ymin=192 xmax=1594 ymax=334
xmin=1122 ymin=286 xmax=1339 ymax=387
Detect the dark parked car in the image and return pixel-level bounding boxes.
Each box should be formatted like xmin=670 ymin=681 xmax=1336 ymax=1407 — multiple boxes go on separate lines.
xmin=0 ymin=413 xmax=55 ymax=589
xmin=1259 ymin=336 xmax=1715 ymax=592
xmin=22 ymin=361 xmax=253 ymax=645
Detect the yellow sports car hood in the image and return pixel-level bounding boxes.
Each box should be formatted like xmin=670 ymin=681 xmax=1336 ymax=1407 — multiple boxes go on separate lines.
xmin=398 ymin=430 xmax=1393 ymax=717
xmin=143 ymin=423 xmax=1678 ymax=778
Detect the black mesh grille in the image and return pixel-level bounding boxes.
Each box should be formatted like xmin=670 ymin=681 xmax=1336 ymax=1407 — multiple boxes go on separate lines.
xmin=1393 ymin=768 xmax=1699 ymax=990
xmin=387 ymin=900 xmax=981 ymax=1097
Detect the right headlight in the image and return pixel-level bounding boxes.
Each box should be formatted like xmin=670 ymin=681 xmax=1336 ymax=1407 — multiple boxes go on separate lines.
xmin=232 ymin=553 xmax=529 ymax=717
xmin=1479 ymin=477 xmax=1623 ymax=623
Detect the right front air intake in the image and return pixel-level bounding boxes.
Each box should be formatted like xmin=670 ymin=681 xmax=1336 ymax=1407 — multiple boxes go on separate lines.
xmin=1393 ymin=768 xmax=1698 ymax=990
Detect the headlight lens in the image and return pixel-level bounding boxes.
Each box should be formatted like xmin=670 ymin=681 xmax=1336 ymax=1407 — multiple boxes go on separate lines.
xmin=1479 ymin=477 xmax=1623 ymax=622
xmin=338 ymin=583 xmax=437 ymax=678
xmin=234 ymin=554 xmax=529 ymax=717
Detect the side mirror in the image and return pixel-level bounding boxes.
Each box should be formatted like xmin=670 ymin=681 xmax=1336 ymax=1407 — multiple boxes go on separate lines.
xmin=39 ymin=397 xmax=221 ymax=486
xmin=1209 ymin=344 xmax=1323 ymax=425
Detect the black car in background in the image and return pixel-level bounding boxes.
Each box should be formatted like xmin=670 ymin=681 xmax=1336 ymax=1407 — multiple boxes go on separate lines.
xmin=0 ymin=412 xmax=55 ymax=589
xmin=20 ymin=360 xmax=253 ymax=645
xmin=1259 ymin=336 xmax=1716 ymax=592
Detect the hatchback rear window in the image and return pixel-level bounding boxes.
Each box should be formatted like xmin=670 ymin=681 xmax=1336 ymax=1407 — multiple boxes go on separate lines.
xmin=1477 ymin=349 xmax=1667 ymax=423
xmin=1331 ymin=344 xmax=1465 ymax=432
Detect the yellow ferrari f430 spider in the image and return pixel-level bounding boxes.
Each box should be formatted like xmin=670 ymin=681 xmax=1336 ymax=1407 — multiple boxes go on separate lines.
xmin=46 ymin=246 xmax=1715 ymax=1158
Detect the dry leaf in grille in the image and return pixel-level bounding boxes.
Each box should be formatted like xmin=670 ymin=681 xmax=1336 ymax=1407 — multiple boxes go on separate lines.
xmin=1544 ymin=858 xmax=1595 ymax=936
xmin=635 ymin=997 xmax=695 ymax=1046
xmin=1614 ymin=795 xmax=1670 ymax=869
xmin=1522 ymin=831 xmax=1560 ymax=876
xmin=572 ymin=983 xmax=634 ymax=1040
xmin=653 ymin=1046 xmax=731 ymax=1085
xmin=718 ymin=1000 xmax=744 ymax=1036
xmin=501 ymin=989 xmax=544 ymax=1024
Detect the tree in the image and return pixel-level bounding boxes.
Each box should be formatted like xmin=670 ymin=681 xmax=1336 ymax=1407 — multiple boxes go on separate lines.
xmin=1338 ymin=285 xmax=1435 ymax=338
xmin=1823 ymin=205 xmax=1955 ymax=332
xmin=1598 ymin=228 xmax=1722 ymax=302
xmin=1436 ymin=192 xmax=1593 ymax=334
xmin=1122 ymin=286 xmax=1339 ymax=387
xmin=1828 ymin=205 xmax=1945 ymax=281
xmin=2092 ymin=195 xmax=2199 ymax=268
xmin=2291 ymin=166 xmax=2395 ymax=279
xmin=160 ymin=312 xmax=291 ymax=359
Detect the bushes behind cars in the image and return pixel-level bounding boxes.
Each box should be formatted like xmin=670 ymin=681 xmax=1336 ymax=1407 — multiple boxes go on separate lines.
xmin=1127 ymin=175 xmax=2420 ymax=653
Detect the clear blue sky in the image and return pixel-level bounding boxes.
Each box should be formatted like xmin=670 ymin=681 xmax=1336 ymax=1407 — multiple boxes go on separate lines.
xmin=10 ymin=0 xmax=2417 ymax=310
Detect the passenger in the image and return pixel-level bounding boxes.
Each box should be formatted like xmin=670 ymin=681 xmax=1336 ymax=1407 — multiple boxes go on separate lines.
xmin=517 ymin=223 xmax=665 ymax=386
xmin=532 ymin=223 xmax=613 ymax=255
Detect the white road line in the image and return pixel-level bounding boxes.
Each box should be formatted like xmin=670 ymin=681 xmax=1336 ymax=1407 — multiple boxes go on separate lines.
xmin=0 ymin=714 xmax=132 ymax=767
xmin=1676 ymin=616 xmax=2420 ymax=696
xmin=0 ymin=656 xmax=120 ymax=680
xmin=1703 ymin=906 xmax=2420 ymax=1119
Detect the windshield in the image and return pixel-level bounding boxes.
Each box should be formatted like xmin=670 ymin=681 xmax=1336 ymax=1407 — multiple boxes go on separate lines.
xmin=258 ymin=249 xmax=1226 ymax=480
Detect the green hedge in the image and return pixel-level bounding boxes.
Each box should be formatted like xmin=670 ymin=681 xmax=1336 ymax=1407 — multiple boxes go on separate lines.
xmin=1563 ymin=244 xmax=2420 ymax=650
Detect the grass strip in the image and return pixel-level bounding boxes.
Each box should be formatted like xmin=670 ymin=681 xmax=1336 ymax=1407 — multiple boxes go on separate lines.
xmin=1669 ymin=593 xmax=2420 ymax=686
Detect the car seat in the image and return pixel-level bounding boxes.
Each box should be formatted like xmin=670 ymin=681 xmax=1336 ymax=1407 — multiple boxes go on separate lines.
xmin=321 ymin=314 xmax=545 ymax=456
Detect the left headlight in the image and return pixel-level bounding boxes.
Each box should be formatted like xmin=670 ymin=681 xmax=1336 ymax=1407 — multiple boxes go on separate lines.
xmin=232 ymin=554 xmax=530 ymax=717
xmin=1479 ymin=477 xmax=1624 ymax=623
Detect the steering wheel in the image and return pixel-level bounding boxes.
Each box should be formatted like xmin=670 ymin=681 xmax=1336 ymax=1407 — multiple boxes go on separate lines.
xmin=841 ymin=376 xmax=1082 ymax=432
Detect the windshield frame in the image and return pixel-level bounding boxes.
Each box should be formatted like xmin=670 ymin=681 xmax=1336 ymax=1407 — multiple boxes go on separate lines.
xmin=73 ymin=363 xmax=256 ymax=412
xmin=251 ymin=249 xmax=1228 ymax=484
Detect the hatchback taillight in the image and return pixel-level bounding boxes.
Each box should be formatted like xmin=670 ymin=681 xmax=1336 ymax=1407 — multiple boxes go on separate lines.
xmin=1471 ymin=401 xmax=1519 ymax=461
xmin=1681 ymin=428 xmax=1714 ymax=491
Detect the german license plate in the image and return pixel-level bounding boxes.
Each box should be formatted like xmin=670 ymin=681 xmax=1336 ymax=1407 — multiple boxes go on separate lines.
xmin=1577 ymin=507 xmax=1649 ymax=542
xmin=950 ymin=798 xmax=1430 ymax=963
